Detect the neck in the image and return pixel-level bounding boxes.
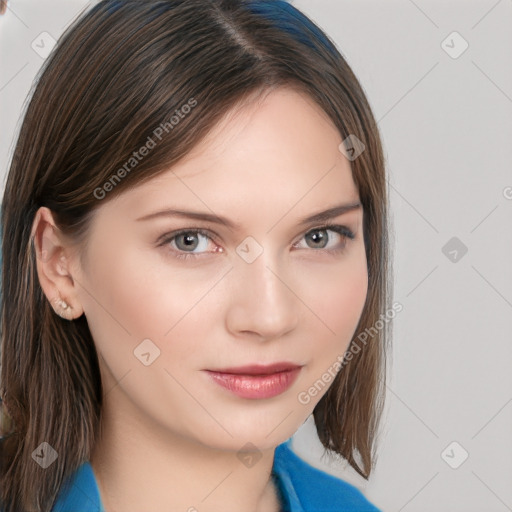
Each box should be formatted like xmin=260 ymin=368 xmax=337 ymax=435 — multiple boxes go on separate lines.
xmin=90 ymin=390 xmax=282 ymax=512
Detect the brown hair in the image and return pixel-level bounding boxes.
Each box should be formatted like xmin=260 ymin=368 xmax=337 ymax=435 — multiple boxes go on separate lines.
xmin=0 ymin=1 xmax=391 ymax=510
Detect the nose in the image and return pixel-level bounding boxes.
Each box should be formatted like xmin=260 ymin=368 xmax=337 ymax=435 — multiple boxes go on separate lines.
xmin=224 ymin=251 xmax=300 ymax=342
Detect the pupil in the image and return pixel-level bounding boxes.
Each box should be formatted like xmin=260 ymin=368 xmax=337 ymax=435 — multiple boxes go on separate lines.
xmin=180 ymin=233 xmax=197 ymax=250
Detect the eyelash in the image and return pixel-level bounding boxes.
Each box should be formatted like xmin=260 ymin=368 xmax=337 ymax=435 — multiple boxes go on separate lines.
xmin=158 ymin=224 xmax=356 ymax=261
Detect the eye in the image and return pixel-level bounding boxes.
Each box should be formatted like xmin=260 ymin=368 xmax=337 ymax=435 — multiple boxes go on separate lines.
xmin=158 ymin=224 xmax=356 ymax=261
xmin=293 ymin=224 xmax=355 ymax=253
xmin=159 ymin=229 xmax=220 ymax=260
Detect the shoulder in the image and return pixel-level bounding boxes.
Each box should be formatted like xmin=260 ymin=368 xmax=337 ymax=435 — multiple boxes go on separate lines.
xmin=51 ymin=462 xmax=104 ymax=512
xmin=0 ymin=461 xmax=103 ymax=512
xmin=273 ymin=439 xmax=381 ymax=512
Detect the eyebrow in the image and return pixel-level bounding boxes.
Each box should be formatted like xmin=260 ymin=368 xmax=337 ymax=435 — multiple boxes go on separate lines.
xmin=136 ymin=202 xmax=362 ymax=229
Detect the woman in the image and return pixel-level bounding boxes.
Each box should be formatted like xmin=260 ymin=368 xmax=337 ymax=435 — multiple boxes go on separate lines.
xmin=0 ymin=1 xmax=391 ymax=510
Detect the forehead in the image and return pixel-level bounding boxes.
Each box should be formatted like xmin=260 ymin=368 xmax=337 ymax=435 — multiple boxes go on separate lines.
xmin=97 ymin=87 xmax=359 ymax=222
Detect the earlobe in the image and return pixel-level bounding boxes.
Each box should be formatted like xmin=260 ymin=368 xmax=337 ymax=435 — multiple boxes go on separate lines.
xmin=31 ymin=207 xmax=85 ymax=321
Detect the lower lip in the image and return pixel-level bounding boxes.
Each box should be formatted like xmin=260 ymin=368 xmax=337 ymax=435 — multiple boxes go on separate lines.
xmin=205 ymin=368 xmax=301 ymax=399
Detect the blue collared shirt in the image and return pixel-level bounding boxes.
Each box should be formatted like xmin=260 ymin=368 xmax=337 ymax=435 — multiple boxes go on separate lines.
xmin=49 ymin=438 xmax=380 ymax=511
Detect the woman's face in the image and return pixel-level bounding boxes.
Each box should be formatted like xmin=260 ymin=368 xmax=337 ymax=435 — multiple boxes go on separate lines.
xmin=71 ymin=87 xmax=368 ymax=451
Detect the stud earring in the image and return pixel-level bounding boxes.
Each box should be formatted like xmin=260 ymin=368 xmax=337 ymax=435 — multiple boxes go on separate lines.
xmin=59 ymin=300 xmax=70 ymax=312
xmin=52 ymin=297 xmax=72 ymax=319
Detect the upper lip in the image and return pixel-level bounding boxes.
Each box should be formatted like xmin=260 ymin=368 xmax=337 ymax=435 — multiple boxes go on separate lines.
xmin=205 ymin=362 xmax=302 ymax=375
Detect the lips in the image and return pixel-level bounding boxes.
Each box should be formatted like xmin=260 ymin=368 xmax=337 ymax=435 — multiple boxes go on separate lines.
xmin=209 ymin=363 xmax=302 ymax=375
xmin=204 ymin=362 xmax=303 ymax=399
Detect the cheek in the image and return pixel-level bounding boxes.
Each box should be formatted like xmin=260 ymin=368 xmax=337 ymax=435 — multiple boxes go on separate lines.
xmin=77 ymin=248 xmax=213 ymax=423
xmin=294 ymin=251 xmax=368 ymax=408
xmin=325 ymin=265 xmax=368 ymax=340
xmin=301 ymin=248 xmax=368 ymax=348
xmin=79 ymin=245 xmax=223 ymax=367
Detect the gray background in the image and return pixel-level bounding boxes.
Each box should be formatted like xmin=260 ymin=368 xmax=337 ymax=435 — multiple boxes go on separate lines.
xmin=1 ymin=1 xmax=511 ymax=511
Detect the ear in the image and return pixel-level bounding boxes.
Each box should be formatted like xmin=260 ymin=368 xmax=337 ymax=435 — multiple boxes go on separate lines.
xmin=30 ymin=207 xmax=84 ymax=321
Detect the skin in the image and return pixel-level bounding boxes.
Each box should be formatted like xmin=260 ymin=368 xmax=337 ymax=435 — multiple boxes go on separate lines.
xmin=32 ymin=87 xmax=368 ymax=512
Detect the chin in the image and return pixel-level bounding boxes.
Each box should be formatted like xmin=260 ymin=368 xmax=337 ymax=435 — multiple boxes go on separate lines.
xmin=188 ymin=407 xmax=306 ymax=453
